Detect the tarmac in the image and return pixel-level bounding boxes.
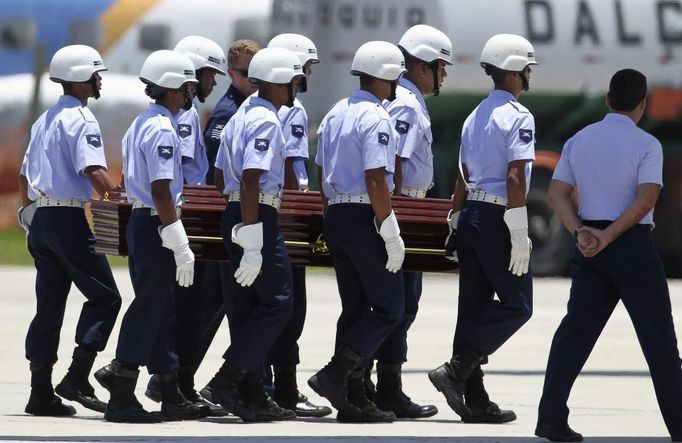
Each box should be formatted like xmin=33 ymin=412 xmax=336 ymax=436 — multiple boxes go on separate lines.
xmin=1 ymin=265 xmax=680 ymax=443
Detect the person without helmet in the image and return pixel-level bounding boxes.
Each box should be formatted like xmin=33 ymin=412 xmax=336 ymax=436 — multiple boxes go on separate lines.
xmin=309 ymin=41 xmax=406 ymax=423
xmin=366 ymin=24 xmax=453 ymax=420
xmin=195 ymin=39 xmax=261 ymax=410
xmin=19 ymin=44 xmax=123 ymax=417
xmin=261 ymin=32 xmax=332 ymax=419
xmin=429 ymin=33 xmax=537 ymax=424
xmin=205 ymin=47 xmax=304 ymax=422
xmin=94 ymin=50 xmax=208 ymax=423
xmin=141 ymin=36 xmax=227 ymax=418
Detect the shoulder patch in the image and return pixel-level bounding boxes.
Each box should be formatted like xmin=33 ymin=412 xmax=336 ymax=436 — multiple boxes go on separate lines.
xmin=378 ymin=132 xmax=390 ymax=146
xmin=177 ymin=124 xmax=192 ymax=139
xmin=86 ymin=133 xmax=102 ymax=148
xmin=395 ymin=120 xmax=410 ymax=134
xmin=158 ymin=145 xmax=173 ymax=159
xmin=519 ymin=128 xmax=533 ymax=143
xmin=291 ymin=124 xmax=305 ymax=138
xmin=210 ymin=122 xmax=225 ymax=142
xmin=77 ymin=107 xmax=96 ymax=122
xmin=255 ymin=138 xmax=270 ymax=152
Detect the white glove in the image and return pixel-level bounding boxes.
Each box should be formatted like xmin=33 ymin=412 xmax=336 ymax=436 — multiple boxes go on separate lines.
xmin=375 ymin=211 xmax=405 ymax=273
xmin=231 ymin=222 xmax=263 ymax=287
xmin=159 ymin=219 xmax=195 ymax=287
xmin=444 ymin=209 xmax=460 ymax=262
xmin=503 ymin=207 xmax=532 ymax=276
xmin=17 ymin=202 xmax=37 ymax=233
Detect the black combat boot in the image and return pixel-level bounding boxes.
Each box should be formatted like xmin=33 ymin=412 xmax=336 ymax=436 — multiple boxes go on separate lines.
xmin=206 ymin=359 xmax=254 ymax=421
xmin=535 ymin=423 xmax=584 ymax=442
xmin=146 ymin=370 xmax=227 ymax=417
xmin=363 ymin=365 xmax=377 ymax=402
xmin=98 ymin=360 xmax=161 ymax=423
xmin=156 ymin=372 xmax=210 ymax=421
xmin=273 ymin=365 xmax=332 ymax=418
xmin=25 ymin=364 xmax=76 ymax=416
xmin=375 ymin=362 xmax=438 ymax=419
xmin=54 ymin=346 xmax=107 ymax=413
xmin=336 ymin=368 xmax=396 ymax=423
xmin=308 ymin=345 xmax=365 ymax=420
xmin=242 ymin=372 xmax=296 ymax=422
xmin=463 ymin=365 xmax=516 ymax=423
xmin=428 ymin=344 xmax=484 ymax=420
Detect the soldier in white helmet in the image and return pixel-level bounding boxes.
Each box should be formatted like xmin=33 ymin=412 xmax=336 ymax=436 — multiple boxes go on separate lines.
xmin=205 ymin=47 xmax=304 ymax=422
xmin=263 ymin=32 xmax=332 ymax=418
xmin=364 ymin=24 xmax=454 ymax=420
xmin=428 ymin=34 xmax=537 ymax=424
xmin=18 ymin=44 xmax=122 ymax=417
xmin=309 ymin=41 xmax=406 ymax=423
xmin=142 ymin=35 xmax=227 ymax=417
xmin=94 ymin=50 xmax=208 ymax=423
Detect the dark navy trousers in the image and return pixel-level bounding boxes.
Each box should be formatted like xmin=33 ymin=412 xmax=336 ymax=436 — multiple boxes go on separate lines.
xmin=374 ymin=271 xmax=422 ymax=363
xmin=26 ymin=207 xmax=121 ymax=365
xmin=116 ymin=209 xmax=178 ymax=374
xmin=220 ymin=202 xmax=293 ymax=371
xmin=453 ymin=201 xmax=533 ymax=357
xmin=267 ymin=265 xmax=307 ymax=367
xmin=538 ymin=222 xmax=682 ymax=439
xmin=174 ymin=260 xmax=237 ymax=372
xmin=324 ymin=204 xmax=404 ymax=362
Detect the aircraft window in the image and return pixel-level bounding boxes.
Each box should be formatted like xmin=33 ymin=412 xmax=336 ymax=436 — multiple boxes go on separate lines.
xmin=69 ymin=19 xmax=101 ymax=47
xmin=139 ymin=23 xmax=170 ymax=51
xmin=0 ymin=19 xmax=35 ymax=50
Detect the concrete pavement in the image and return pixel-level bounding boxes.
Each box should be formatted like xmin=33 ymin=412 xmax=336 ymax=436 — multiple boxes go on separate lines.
xmin=1 ymin=265 xmax=680 ymax=442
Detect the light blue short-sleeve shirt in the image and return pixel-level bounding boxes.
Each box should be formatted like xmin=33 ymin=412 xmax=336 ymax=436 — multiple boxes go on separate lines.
xmin=315 ymin=89 xmax=397 ymax=197
xmin=553 ymin=113 xmax=662 ymax=225
xmin=279 ymin=97 xmax=309 ymax=189
xmin=122 ymin=103 xmax=183 ymax=208
xmin=460 ymin=89 xmax=536 ymax=198
xmin=215 ymin=96 xmax=286 ymax=196
xmin=384 ymin=77 xmax=434 ymax=191
xmin=177 ymin=104 xmax=208 ymax=185
xmin=22 ymin=95 xmax=107 ymax=201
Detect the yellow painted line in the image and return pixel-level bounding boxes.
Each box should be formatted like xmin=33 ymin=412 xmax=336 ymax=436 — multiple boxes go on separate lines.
xmin=100 ymin=0 xmax=159 ymax=54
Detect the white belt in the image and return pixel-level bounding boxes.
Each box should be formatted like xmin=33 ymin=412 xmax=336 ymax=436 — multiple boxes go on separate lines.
xmin=36 ymin=196 xmax=86 ymax=208
xmin=227 ymin=190 xmax=281 ymax=210
xmin=328 ymin=193 xmax=371 ymax=205
xmin=466 ymin=189 xmax=507 ymax=206
xmin=132 ymin=201 xmax=181 ymax=217
xmin=401 ymin=187 xmax=427 ymax=198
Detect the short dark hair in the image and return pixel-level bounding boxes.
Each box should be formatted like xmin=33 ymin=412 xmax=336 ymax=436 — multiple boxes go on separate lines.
xmin=607 ymin=69 xmax=647 ymax=112
xmin=481 ymin=63 xmax=508 ymax=86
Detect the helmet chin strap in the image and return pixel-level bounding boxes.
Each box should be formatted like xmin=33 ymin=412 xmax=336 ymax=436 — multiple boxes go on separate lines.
xmin=428 ymin=61 xmax=440 ymax=96
xmin=286 ymin=83 xmax=295 ymax=107
xmin=195 ymin=68 xmax=207 ymax=103
xmin=519 ymin=71 xmax=530 ymax=92
xmin=298 ymin=76 xmax=308 ymax=93
xmin=89 ymin=75 xmax=100 ymax=100
xmin=181 ymin=84 xmax=193 ymax=110
xmin=388 ymin=81 xmax=398 ymax=101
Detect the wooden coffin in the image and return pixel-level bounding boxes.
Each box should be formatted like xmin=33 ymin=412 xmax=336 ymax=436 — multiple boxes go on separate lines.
xmin=91 ymin=185 xmax=457 ymax=272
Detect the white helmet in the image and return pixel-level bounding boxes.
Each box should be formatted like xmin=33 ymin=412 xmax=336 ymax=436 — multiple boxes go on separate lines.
xmin=351 ymin=41 xmax=406 ymax=81
xmin=174 ymin=35 xmax=226 ymax=75
xmin=248 ymin=47 xmax=304 ymax=84
xmin=49 ymin=44 xmax=107 ymax=83
xmin=140 ymin=50 xmax=198 ymax=89
xmin=480 ymin=34 xmax=537 ymax=72
xmin=267 ymin=33 xmax=319 ymax=66
xmin=398 ymin=24 xmax=453 ymax=65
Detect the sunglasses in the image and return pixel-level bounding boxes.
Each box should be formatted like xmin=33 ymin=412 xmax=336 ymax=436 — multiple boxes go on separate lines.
xmin=232 ymin=68 xmax=249 ymax=77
